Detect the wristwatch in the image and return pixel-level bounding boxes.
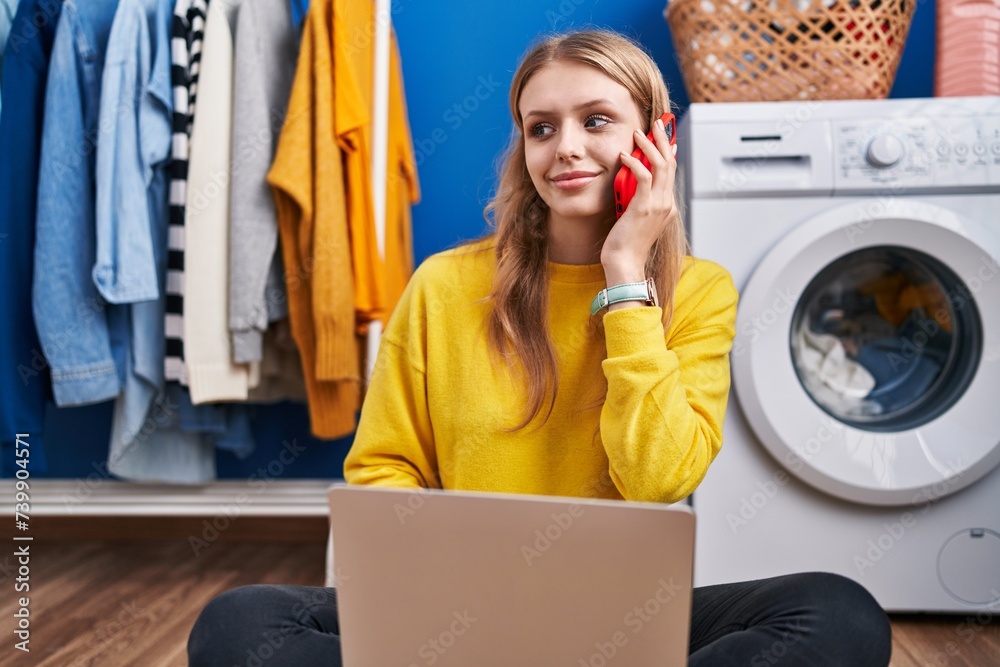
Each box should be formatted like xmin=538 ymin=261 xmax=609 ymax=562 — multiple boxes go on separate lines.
xmin=590 ymin=278 xmax=659 ymax=316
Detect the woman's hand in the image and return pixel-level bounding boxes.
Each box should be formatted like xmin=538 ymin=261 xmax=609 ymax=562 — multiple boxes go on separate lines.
xmin=600 ymin=116 xmax=678 ymax=287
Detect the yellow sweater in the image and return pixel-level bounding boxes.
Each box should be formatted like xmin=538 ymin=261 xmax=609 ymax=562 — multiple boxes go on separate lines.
xmin=337 ymin=0 xmax=420 ymax=330
xmin=268 ymin=0 xmax=359 ymax=439
xmin=344 ymin=239 xmax=739 ymax=503
xmin=267 ymin=0 xmax=419 ymax=438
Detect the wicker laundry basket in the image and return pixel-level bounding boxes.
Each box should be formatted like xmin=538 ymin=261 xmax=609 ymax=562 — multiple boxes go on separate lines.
xmin=665 ymin=0 xmax=916 ymax=102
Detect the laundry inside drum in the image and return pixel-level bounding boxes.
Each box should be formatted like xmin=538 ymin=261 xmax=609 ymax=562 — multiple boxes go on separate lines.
xmin=789 ymin=246 xmax=982 ymax=432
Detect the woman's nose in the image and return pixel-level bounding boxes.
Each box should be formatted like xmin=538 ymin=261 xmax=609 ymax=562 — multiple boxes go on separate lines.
xmin=554 ymin=124 xmax=584 ymax=160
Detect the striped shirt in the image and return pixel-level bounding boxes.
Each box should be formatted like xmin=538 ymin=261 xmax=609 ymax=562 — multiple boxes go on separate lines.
xmin=166 ymin=0 xmax=210 ymax=382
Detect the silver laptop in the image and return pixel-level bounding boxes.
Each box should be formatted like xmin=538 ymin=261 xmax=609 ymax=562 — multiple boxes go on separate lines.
xmin=328 ymin=484 xmax=694 ymax=666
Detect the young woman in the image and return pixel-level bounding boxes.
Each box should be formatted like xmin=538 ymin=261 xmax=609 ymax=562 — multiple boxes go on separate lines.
xmin=188 ymin=29 xmax=892 ymax=666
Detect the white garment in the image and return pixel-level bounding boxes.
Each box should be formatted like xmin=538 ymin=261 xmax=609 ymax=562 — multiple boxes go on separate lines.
xmin=795 ymin=326 xmax=880 ymax=417
xmin=184 ymin=0 xmax=254 ymax=403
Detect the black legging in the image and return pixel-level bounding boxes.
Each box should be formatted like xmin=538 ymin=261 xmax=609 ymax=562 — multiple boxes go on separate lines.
xmin=188 ymin=572 xmax=891 ymax=666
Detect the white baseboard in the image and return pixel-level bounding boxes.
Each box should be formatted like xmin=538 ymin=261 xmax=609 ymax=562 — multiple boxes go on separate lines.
xmin=0 ymin=479 xmax=335 ymax=516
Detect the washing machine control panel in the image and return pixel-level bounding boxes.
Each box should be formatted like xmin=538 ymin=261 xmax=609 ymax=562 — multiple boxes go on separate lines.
xmin=834 ymin=115 xmax=1000 ymax=192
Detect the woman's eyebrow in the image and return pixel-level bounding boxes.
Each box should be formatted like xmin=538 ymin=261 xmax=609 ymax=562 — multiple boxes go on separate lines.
xmin=522 ymin=99 xmax=616 ymax=123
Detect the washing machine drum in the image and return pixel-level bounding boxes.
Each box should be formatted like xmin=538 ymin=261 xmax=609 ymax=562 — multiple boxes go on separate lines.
xmin=732 ymin=200 xmax=1000 ymax=506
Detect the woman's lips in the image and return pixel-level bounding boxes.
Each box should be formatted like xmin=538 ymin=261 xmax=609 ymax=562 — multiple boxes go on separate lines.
xmin=551 ymin=172 xmax=598 ymax=190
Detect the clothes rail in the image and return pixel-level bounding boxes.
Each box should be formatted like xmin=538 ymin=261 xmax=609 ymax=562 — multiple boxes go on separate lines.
xmin=365 ymin=0 xmax=392 ymax=383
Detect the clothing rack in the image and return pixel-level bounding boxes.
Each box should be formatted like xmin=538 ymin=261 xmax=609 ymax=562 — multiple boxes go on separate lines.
xmin=0 ymin=1 xmax=396 ymax=520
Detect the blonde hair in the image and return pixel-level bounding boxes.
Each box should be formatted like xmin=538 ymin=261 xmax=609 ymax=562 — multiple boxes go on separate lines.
xmin=482 ymin=29 xmax=689 ymax=431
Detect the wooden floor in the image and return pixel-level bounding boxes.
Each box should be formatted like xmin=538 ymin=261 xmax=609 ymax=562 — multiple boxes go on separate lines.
xmin=0 ymin=520 xmax=997 ymax=666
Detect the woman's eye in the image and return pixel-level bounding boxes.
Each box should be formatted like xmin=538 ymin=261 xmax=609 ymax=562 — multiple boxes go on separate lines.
xmin=529 ymin=124 xmax=553 ymax=138
xmin=585 ymin=115 xmax=612 ymax=129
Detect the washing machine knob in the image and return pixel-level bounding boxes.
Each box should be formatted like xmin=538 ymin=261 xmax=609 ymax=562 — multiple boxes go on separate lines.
xmin=865 ymin=134 xmax=905 ymax=168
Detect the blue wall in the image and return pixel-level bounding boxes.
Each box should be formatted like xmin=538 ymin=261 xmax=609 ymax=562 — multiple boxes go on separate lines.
xmin=16 ymin=0 xmax=937 ymax=481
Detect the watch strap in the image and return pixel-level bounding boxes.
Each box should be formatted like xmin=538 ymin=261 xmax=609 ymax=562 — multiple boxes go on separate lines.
xmin=590 ymin=279 xmax=655 ymax=316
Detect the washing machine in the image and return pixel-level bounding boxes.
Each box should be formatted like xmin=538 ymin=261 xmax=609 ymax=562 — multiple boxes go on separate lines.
xmin=679 ymin=96 xmax=1000 ymax=612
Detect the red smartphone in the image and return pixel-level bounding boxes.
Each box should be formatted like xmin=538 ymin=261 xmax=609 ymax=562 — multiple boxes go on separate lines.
xmin=613 ymin=112 xmax=677 ymax=219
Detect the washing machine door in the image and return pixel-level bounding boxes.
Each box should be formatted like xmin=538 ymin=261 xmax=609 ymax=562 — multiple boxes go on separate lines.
xmin=733 ymin=199 xmax=1000 ymax=506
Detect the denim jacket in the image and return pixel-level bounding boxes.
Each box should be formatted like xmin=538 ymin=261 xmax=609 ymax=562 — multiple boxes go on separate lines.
xmin=32 ymin=0 xmax=122 ymax=407
xmin=92 ymin=0 xmax=166 ymax=305
xmin=0 ymin=0 xmax=61 ymax=471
